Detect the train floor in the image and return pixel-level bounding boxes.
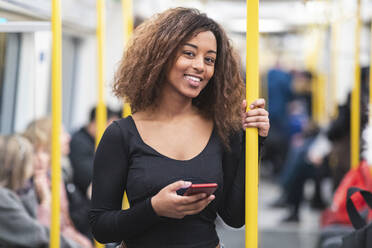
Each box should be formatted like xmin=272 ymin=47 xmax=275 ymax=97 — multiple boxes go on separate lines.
xmin=216 ymin=178 xmax=333 ymax=248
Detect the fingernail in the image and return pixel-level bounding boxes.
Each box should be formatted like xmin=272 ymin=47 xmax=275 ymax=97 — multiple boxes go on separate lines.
xmin=183 ymin=181 xmax=192 ymax=188
xmin=250 ymin=105 xmax=254 ymax=109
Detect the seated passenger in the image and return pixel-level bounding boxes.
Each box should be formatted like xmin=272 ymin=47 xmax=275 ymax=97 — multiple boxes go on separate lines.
xmin=0 ymin=135 xmax=82 ymax=248
xmin=69 ymin=106 xmax=120 ymax=199
xmin=24 ymin=118 xmax=93 ymax=248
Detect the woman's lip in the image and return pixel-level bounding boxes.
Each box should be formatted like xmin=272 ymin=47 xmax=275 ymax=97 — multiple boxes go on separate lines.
xmin=184 ymin=76 xmax=201 ymax=87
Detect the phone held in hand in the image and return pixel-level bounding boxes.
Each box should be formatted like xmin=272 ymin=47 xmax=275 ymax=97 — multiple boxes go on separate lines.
xmin=183 ymin=183 xmax=218 ymax=196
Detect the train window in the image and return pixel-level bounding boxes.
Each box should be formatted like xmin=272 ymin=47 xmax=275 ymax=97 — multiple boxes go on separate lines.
xmin=46 ymin=35 xmax=81 ymax=132
xmin=11 ymin=32 xmax=51 ymax=133
xmin=0 ymin=33 xmax=21 ymax=134
xmin=62 ymin=36 xmax=81 ymax=131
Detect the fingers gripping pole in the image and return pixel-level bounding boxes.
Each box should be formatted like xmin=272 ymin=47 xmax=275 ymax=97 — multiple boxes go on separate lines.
xmin=246 ymin=1 xmax=259 ymax=247
xmin=50 ymin=0 xmax=62 ymax=247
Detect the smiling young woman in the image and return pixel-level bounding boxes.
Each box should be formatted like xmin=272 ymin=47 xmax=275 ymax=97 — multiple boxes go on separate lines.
xmin=90 ymin=7 xmax=269 ymax=248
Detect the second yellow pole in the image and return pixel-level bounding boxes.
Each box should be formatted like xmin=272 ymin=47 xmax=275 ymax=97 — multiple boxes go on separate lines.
xmin=351 ymin=0 xmax=361 ymax=169
xmin=246 ymin=1 xmax=259 ymax=247
xmin=96 ymin=0 xmax=108 ymax=148
xmin=50 ymin=0 xmax=62 ymax=247
xmin=122 ymin=0 xmax=133 ymax=117
xmin=95 ymin=1 xmax=107 ymax=247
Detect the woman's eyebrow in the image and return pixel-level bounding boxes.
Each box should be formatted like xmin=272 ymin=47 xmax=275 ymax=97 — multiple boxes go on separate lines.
xmin=184 ymin=43 xmax=217 ymax=54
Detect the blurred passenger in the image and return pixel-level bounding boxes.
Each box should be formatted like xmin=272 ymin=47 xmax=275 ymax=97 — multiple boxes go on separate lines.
xmin=270 ymin=70 xmax=314 ymax=208
xmin=263 ymin=65 xmax=293 ymax=174
xmin=90 ymin=7 xmax=269 ymax=248
xmin=24 ymin=118 xmax=93 ymax=248
xmin=318 ymin=67 xmax=370 ymax=248
xmin=69 ymin=106 xmax=120 ymax=199
xmin=291 ymin=70 xmax=313 ymax=118
xmin=273 ymin=67 xmax=369 ymax=223
xmin=325 ymin=67 xmax=369 ymax=190
xmin=363 ymin=124 xmax=372 ymax=167
xmin=0 ymin=135 xmax=81 ymax=248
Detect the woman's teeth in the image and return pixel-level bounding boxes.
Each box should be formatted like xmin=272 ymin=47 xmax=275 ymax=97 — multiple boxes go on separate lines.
xmin=185 ymin=75 xmax=201 ymax=82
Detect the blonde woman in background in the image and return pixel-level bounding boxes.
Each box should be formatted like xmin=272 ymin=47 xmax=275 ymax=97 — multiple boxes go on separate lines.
xmin=24 ymin=117 xmax=93 ymax=248
xmin=0 ymin=135 xmax=82 ymax=248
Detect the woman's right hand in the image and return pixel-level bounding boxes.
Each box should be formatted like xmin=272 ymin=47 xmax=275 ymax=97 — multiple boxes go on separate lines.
xmin=151 ymin=181 xmax=215 ymax=219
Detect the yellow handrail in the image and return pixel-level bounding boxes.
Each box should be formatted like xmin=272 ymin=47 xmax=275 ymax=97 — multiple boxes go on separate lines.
xmin=120 ymin=0 xmax=133 ymax=211
xmin=50 ymin=0 xmax=62 ymax=247
xmin=246 ymin=1 xmax=259 ymax=247
xmin=121 ymin=0 xmax=133 ymax=117
xmin=305 ymin=29 xmax=321 ymax=124
xmin=122 ymin=0 xmax=133 ymax=46
xmin=95 ymin=1 xmax=107 ymax=247
xmin=351 ymin=0 xmax=361 ymax=169
xmin=96 ymin=0 xmax=108 ymax=149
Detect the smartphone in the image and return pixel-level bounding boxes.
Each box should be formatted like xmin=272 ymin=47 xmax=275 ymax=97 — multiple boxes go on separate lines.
xmin=183 ymin=183 xmax=218 ymax=196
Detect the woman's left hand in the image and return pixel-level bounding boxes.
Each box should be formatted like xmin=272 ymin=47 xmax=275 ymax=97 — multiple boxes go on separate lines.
xmin=241 ymin=98 xmax=270 ymax=137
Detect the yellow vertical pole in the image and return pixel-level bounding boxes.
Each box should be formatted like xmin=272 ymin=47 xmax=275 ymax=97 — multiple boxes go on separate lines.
xmin=306 ymin=29 xmax=321 ymax=124
xmin=246 ymin=0 xmax=259 ymax=247
xmin=122 ymin=0 xmax=133 ymax=46
xmin=95 ymin=1 xmax=107 ymax=247
xmin=50 ymin=0 xmax=62 ymax=247
xmin=351 ymin=0 xmax=361 ymax=169
xmin=96 ymin=0 xmax=107 ymax=148
xmin=121 ymin=0 xmax=133 ymax=210
xmin=121 ymin=0 xmax=133 ymax=117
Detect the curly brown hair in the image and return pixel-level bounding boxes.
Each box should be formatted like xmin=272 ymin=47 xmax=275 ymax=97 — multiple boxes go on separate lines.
xmin=113 ymin=7 xmax=244 ymax=148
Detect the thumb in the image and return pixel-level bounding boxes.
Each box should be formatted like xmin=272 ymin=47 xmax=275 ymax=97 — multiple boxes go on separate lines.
xmin=166 ymin=180 xmax=192 ymax=192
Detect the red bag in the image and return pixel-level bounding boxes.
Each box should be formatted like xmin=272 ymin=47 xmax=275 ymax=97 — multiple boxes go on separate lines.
xmin=321 ymin=161 xmax=372 ymax=227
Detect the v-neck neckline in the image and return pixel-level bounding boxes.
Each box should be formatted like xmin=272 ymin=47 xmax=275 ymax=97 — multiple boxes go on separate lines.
xmin=128 ymin=115 xmax=214 ymax=162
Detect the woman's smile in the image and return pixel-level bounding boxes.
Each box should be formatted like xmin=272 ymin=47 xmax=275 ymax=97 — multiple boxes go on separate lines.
xmin=184 ymin=74 xmax=203 ymax=87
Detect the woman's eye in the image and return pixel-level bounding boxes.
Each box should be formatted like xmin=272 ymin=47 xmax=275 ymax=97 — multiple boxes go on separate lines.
xmin=205 ymin=57 xmax=215 ymax=65
xmin=183 ymin=51 xmax=194 ymax=57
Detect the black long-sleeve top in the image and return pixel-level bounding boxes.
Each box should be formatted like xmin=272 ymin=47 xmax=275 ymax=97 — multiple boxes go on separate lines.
xmin=90 ymin=116 xmax=258 ymax=248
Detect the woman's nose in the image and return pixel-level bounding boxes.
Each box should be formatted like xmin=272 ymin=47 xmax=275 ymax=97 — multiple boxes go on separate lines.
xmin=192 ymin=56 xmax=204 ymax=72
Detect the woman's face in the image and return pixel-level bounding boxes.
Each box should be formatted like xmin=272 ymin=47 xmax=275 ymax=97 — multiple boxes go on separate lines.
xmin=165 ymin=31 xmax=217 ymax=99
xmin=33 ymin=147 xmax=50 ymax=175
